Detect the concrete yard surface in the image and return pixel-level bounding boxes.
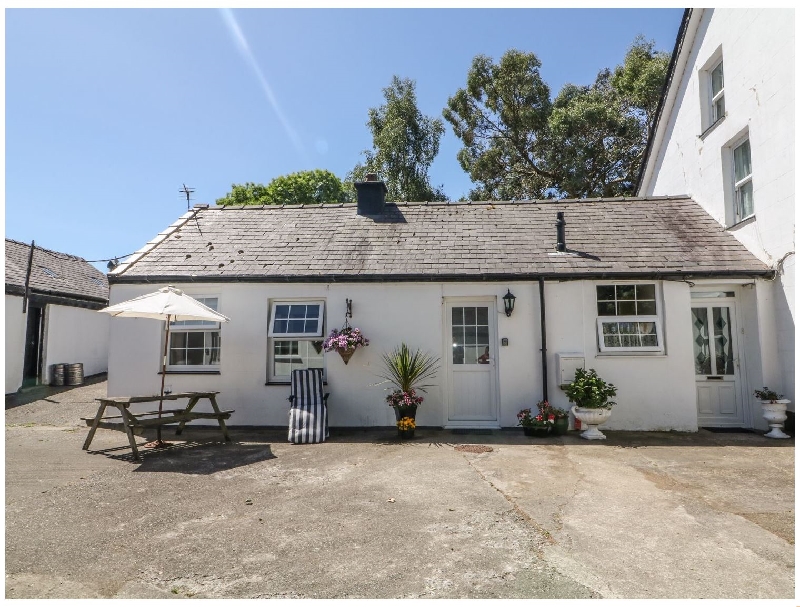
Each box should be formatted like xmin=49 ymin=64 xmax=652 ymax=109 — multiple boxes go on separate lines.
xmin=5 ymin=381 xmax=795 ymax=599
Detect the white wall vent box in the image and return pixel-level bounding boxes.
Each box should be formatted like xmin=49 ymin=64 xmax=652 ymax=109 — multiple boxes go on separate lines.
xmin=555 ymin=353 xmax=585 ymax=388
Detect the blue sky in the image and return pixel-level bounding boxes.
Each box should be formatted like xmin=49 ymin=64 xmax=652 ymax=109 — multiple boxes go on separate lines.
xmin=5 ymin=8 xmax=684 ymax=271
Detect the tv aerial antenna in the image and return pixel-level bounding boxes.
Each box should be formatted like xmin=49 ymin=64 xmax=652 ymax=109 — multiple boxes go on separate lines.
xmin=180 ymin=183 xmax=195 ymax=210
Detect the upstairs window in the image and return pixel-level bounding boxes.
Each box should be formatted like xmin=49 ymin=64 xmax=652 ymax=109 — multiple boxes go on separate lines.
xmin=732 ymin=138 xmax=754 ymax=222
xmin=167 ymin=296 xmax=221 ymax=369
xmin=268 ymin=301 xmax=325 ymax=382
xmin=710 ymin=60 xmax=725 ymax=125
xmin=596 ymin=284 xmax=663 ymax=353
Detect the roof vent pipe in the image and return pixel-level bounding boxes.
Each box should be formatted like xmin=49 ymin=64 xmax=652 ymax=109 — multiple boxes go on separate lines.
xmin=555 ymin=212 xmax=566 ymax=252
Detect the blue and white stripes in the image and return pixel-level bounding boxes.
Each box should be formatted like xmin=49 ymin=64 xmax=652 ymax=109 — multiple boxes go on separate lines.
xmin=288 ymin=368 xmax=329 ymax=444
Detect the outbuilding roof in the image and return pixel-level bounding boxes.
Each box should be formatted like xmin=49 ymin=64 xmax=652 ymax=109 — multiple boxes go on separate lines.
xmin=5 ymin=238 xmax=109 ymax=304
xmin=110 ymin=196 xmax=770 ymax=283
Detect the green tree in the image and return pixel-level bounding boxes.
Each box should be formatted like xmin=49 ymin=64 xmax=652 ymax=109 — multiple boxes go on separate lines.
xmin=216 ymin=169 xmax=349 ymax=206
xmin=444 ymin=38 xmax=669 ymax=200
xmin=443 ymin=49 xmax=554 ymax=201
xmin=348 ymin=76 xmax=447 ymax=202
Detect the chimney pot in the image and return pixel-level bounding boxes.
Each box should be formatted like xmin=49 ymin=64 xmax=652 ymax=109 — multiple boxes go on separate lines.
xmin=365 ymin=173 xmax=378 ymax=182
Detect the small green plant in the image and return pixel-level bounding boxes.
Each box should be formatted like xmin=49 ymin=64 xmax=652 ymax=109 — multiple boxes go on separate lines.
xmin=754 ymin=387 xmax=783 ymax=402
xmin=564 ymin=368 xmax=617 ymax=409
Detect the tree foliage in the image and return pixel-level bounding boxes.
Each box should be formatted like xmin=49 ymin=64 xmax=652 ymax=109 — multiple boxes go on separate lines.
xmin=216 ymin=169 xmax=349 ymax=206
xmin=348 ymin=76 xmax=447 ymax=202
xmin=444 ymin=38 xmax=670 ymax=200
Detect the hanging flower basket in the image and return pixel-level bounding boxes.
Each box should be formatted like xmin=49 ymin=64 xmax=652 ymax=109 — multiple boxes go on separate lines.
xmin=323 ymin=325 xmax=369 ymax=365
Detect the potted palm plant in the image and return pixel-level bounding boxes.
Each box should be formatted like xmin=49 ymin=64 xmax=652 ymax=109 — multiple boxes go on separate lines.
xmin=755 ymin=387 xmax=791 ymax=439
xmin=564 ymin=368 xmax=617 ymax=440
xmin=378 ymin=343 xmax=440 ymax=437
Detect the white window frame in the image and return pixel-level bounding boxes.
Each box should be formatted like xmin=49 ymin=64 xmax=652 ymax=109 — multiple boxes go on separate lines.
xmin=595 ymin=283 xmax=664 ymax=354
xmin=166 ymin=295 xmax=222 ymax=371
xmin=267 ymin=300 xmax=326 ymax=383
xmin=709 ymin=58 xmax=725 ymax=125
xmin=268 ymin=301 xmax=325 ymax=338
xmin=732 ymin=137 xmax=754 ymax=223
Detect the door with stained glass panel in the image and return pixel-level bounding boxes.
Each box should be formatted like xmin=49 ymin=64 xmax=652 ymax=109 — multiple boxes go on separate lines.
xmin=445 ymin=301 xmax=498 ymax=425
xmin=691 ymin=299 xmax=743 ymax=426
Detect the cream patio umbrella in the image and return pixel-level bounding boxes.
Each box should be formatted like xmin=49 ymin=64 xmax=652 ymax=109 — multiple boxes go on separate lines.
xmin=98 ymin=286 xmax=231 ymax=447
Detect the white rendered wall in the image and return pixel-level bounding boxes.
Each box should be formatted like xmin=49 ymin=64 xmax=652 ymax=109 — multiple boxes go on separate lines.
xmin=108 ymin=279 xmax=708 ymax=430
xmin=644 ymin=8 xmax=795 ymax=402
xmin=42 ymin=304 xmax=110 ymax=383
xmin=5 ymin=295 xmax=27 ymax=393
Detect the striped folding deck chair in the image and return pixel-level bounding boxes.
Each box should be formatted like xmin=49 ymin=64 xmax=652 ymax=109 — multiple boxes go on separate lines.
xmin=288 ymin=368 xmax=330 ymax=444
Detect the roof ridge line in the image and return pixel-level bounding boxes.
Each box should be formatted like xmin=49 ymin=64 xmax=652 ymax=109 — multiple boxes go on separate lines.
xmin=111 ymin=208 xmax=202 ymax=276
xmin=5 ymin=237 xmax=87 ymax=261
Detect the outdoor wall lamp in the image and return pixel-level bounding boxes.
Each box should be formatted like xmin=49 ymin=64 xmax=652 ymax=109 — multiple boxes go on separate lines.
xmin=502 ymin=289 xmax=516 ymax=317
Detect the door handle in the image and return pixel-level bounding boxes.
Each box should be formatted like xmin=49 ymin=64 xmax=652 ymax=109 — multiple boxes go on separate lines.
xmin=706 ymin=376 xmax=723 ymax=380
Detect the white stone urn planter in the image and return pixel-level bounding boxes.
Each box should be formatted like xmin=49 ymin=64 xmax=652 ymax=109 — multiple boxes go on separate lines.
xmin=760 ymin=400 xmax=791 ymax=439
xmin=571 ymin=406 xmax=613 ymax=440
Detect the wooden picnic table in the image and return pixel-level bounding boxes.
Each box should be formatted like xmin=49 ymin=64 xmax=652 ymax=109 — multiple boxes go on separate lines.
xmin=82 ymin=391 xmax=233 ymax=461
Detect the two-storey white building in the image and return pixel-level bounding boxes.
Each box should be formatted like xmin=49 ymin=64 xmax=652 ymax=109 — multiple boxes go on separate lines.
xmin=638 ymin=8 xmax=795 ymax=422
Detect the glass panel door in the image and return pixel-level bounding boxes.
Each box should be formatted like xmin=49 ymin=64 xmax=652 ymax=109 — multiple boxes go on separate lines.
xmin=451 ymin=306 xmax=490 ymax=365
xmin=692 ymin=305 xmax=735 ymax=377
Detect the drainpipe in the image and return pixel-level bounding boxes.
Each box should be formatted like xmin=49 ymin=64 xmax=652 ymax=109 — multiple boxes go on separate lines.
xmin=22 ymin=240 xmax=35 ymax=313
xmin=539 ymin=277 xmax=548 ymax=402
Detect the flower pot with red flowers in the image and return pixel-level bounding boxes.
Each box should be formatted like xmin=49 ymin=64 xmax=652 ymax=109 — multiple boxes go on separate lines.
xmin=517 ymin=404 xmax=555 ymax=437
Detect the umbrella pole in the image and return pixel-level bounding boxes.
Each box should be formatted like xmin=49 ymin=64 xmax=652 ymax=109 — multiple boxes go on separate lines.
xmin=156 ymin=315 xmax=170 ymax=445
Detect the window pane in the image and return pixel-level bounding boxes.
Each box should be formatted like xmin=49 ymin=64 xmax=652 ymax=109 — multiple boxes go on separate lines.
xmin=464 ymin=347 xmax=478 ymax=365
xmin=186 ymin=349 xmax=204 ymax=365
xmin=171 ymin=332 xmax=187 ymax=348
xmin=273 ymin=319 xmax=288 ymax=334
xmin=452 ymin=307 xmax=463 ymax=325
xmin=597 ymin=301 xmax=616 ymax=316
xmin=272 ymin=340 xmax=324 ymax=378
xmin=288 ymin=320 xmax=305 ymax=333
xmin=616 ymin=285 xmax=635 ymax=300
xmin=465 ymin=327 xmax=476 ymax=345
xmin=452 ymin=344 xmax=464 ymax=365
xmin=289 ymin=305 xmax=306 ymax=319
xmin=620 ymin=334 xmax=640 ymax=348
xmin=202 ymin=298 xmax=219 ymax=311
xmin=452 ymin=326 xmax=464 ymax=348
xmin=187 ymin=332 xmax=204 ymax=348
xmin=638 ymin=322 xmax=657 ymax=336
xmin=602 ymin=322 xmax=619 ymax=335
xmin=604 ymin=335 xmax=621 ymax=348
xmin=304 ymin=319 xmax=319 ymax=333
xmin=618 ymin=322 xmax=637 ymax=335
xmin=596 ymin=285 xmax=615 ymax=301
xmin=711 ymin=62 xmax=724 ymax=95
xmin=737 ymin=180 xmax=754 ymax=218
xmin=637 ymin=300 xmax=657 ymax=315
xmin=618 ymin=301 xmax=636 ymax=316
xmin=692 ymin=308 xmax=712 ymax=374
xmin=713 ymin=97 xmax=725 ymax=122
xmin=476 ymin=307 xmax=488 ymax=325
xmin=636 ymin=284 xmax=655 ymax=300
xmin=464 ymin=307 xmax=476 ymax=325
xmin=734 ymin=140 xmax=751 ymax=181
xmin=477 ymin=325 xmax=489 ymax=346
xmin=275 ymin=305 xmax=290 ymax=319
xmin=306 ymin=305 xmax=320 ymax=318
xmin=641 ymin=335 xmax=659 ymax=347
xmin=713 ymin=307 xmax=735 ymax=375
xmin=169 ymin=349 xmax=186 ymax=365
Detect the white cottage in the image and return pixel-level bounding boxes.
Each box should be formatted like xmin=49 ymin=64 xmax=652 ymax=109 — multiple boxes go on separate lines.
xmin=637 ymin=8 xmax=795 ymax=418
xmin=5 ymin=238 xmax=110 ymax=393
xmin=106 ymin=178 xmax=775 ymax=432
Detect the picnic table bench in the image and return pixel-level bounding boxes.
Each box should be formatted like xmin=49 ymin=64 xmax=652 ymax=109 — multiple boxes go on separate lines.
xmin=82 ymin=391 xmax=233 ymax=461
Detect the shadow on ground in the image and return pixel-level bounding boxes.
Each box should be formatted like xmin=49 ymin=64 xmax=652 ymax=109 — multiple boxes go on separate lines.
xmin=5 ymin=373 xmax=108 ymax=409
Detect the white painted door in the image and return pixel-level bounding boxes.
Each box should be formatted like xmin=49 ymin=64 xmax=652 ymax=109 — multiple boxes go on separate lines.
xmin=691 ymin=301 xmax=743 ymax=426
xmin=446 ymin=301 xmax=498 ymax=426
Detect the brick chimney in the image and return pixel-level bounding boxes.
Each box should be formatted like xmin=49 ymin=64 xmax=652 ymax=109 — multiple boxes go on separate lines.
xmin=354 ymin=173 xmax=388 ymax=215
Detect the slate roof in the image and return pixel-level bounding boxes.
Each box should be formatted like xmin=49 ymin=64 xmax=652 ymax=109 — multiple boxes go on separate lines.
xmin=5 ymin=238 xmax=109 ymax=303
xmin=110 ymin=196 xmax=770 ymax=283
